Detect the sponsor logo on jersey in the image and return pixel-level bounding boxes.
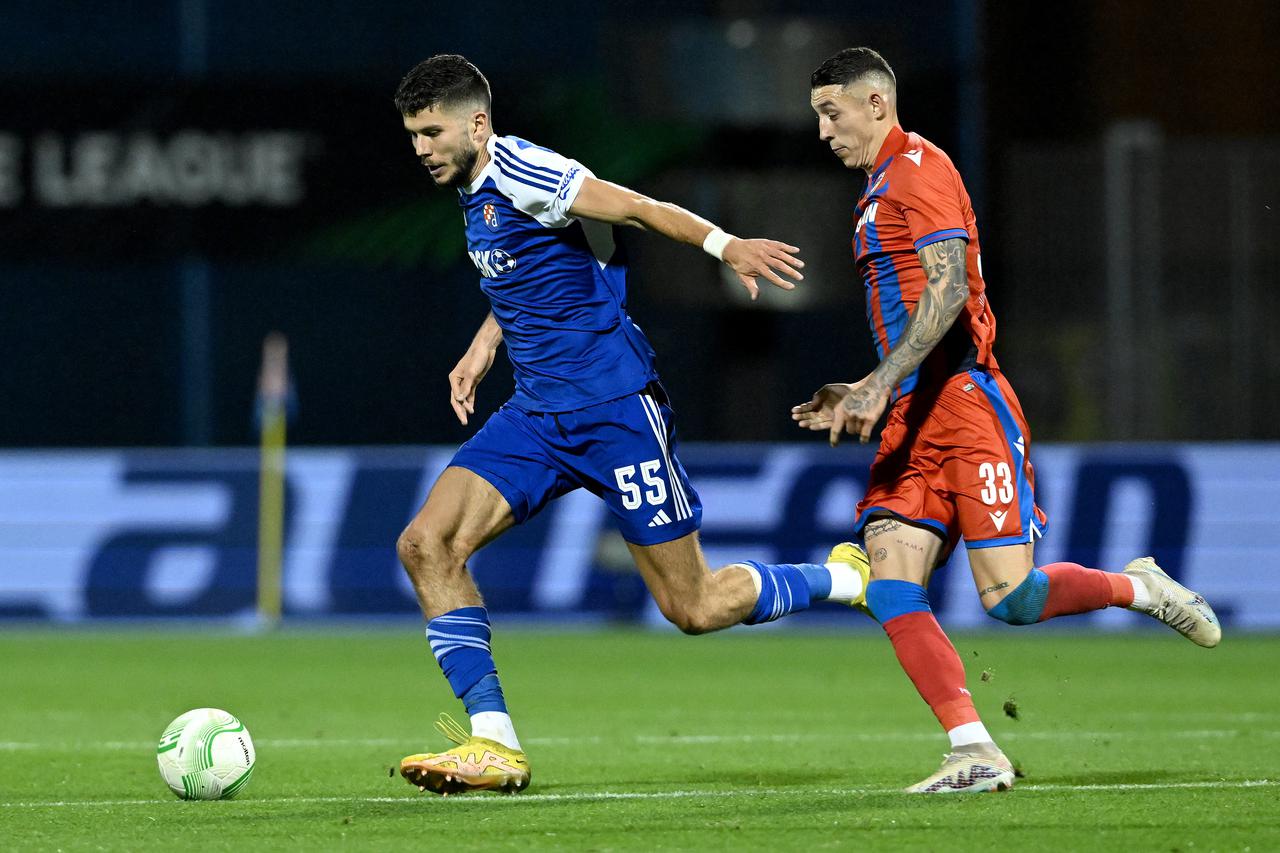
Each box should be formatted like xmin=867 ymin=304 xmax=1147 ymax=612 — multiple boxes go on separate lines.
xmin=904 ymin=148 xmax=923 ymax=166
xmin=855 ymin=201 xmax=879 ymax=235
xmin=468 ymin=249 xmax=518 ymax=277
xmin=482 ymin=203 xmax=500 ymax=231
xmin=557 ymin=166 xmax=580 ymax=200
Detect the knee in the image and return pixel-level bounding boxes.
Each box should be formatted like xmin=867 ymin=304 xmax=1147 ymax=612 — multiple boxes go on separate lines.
xmin=396 ymin=524 xmax=464 ymax=576
xmin=983 ymin=570 xmax=1048 ymax=625
xmin=984 ymin=605 xmax=1037 ymax=626
xmin=395 ymin=525 xmax=433 ymax=573
xmin=670 ymin=606 xmax=717 ymax=635
xmin=655 ymin=597 xmax=717 ymax=635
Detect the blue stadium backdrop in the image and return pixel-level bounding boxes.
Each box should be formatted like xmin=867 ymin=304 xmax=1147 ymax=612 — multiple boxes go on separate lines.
xmin=1 ymin=443 xmax=1272 ymax=629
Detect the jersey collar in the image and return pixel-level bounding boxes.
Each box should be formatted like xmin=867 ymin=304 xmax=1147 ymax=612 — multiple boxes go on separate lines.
xmin=458 ymin=135 xmax=499 ymax=197
xmin=869 ymin=125 xmax=908 ymax=180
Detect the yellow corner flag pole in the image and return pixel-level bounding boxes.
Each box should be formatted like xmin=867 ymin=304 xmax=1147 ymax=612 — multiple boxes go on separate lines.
xmin=256 ymin=332 xmax=289 ymax=627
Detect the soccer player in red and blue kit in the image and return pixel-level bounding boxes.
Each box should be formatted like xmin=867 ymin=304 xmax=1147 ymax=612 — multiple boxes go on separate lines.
xmin=793 ymin=48 xmax=1222 ymax=793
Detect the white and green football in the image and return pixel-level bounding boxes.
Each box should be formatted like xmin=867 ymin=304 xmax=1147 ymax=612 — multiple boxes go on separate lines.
xmin=156 ymin=708 xmax=256 ymax=800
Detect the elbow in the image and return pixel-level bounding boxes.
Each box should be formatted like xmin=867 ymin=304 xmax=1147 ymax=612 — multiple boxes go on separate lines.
xmin=618 ymin=196 xmax=657 ymax=230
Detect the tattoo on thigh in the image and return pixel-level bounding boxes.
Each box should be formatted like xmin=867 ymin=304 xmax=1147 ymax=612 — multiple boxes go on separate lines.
xmin=873 ymin=547 xmax=888 ymax=562
xmin=864 ymin=519 xmax=902 ymax=538
xmin=894 ymin=538 xmax=925 ymax=553
xmin=979 ymin=581 xmax=1011 ymax=596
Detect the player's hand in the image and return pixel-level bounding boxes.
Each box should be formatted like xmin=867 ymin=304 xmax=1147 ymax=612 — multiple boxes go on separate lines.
xmin=791 ymin=383 xmax=852 ymax=432
xmin=448 ymin=345 xmax=496 ymax=426
xmin=721 ymin=238 xmax=804 ymax=300
xmin=828 ymin=377 xmax=891 ymax=446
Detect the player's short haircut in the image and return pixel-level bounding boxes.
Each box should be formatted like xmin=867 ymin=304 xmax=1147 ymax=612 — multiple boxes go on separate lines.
xmin=810 ymin=47 xmax=896 ymax=93
xmin=394 ymin=54 xmax=492 ymax=117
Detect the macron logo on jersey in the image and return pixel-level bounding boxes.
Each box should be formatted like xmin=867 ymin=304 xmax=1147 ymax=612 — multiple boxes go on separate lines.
xmin=469 ymin=249 xmax=518 ymax=277
xmin=903 ymin=149 xmax=923 ymax=166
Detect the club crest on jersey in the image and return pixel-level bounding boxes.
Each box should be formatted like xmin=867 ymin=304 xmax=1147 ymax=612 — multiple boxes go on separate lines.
xmin=482 ymin=203 xmax=501 ymax=231
xmin=469 ymin=248 xmax=518 ymax=277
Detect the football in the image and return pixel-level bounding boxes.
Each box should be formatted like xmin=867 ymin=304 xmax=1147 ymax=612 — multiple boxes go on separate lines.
xmin=156 ymin=708 xmax=256 ymax=800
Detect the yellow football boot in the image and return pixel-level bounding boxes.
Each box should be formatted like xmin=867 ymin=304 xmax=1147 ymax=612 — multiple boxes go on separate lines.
xmin=400 ymin=714 xmax=530 ymax=795
xmin=826 ymin=541 xmax=872 ymax=612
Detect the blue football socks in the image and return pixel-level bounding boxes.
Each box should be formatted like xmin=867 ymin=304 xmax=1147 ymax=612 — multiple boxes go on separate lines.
xmin=740 ymin=561 xmax=833 ymax=624
xmin=426 ymin=606 xmax=508 ymax=714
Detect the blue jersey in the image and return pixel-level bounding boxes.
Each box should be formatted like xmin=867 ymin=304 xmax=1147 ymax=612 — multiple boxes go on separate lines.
xmin=458 ymin=134 xmax=659 ymax=412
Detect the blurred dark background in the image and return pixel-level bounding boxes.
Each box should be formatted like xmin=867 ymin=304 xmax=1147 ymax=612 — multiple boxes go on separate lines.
xmin=3 ymin=0 xmax=1277 ymax=448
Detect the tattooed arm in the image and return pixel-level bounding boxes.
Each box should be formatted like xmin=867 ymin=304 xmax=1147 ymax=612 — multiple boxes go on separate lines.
xmin=867 ymin=237 xmax=971 ymax=391
xmin=791 ymin=237 xmax=971 ymax=445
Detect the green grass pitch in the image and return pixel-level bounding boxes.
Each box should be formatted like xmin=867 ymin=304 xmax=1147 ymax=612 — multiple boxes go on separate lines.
xmin=2 ymin=626 xmax=1277 ymax=851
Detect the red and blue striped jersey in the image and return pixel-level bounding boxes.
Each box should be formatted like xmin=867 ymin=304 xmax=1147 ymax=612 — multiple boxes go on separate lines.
xmin=852 ymin=126 xmax=998 ymax=400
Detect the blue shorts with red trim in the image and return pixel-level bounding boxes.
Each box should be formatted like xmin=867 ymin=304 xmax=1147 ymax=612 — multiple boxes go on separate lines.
xmin=450 ymin=383 xmax=701 ymax=546
xmin=854 ymin=367 xmax=1048 ymax=555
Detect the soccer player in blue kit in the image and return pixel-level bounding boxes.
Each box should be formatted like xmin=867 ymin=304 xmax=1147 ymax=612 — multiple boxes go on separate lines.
xmin=392 ymin=54 xmax=873 ymax=795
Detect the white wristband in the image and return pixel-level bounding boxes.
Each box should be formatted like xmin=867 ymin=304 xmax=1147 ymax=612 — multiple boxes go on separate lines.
xmin=702 ymin=228 xmax=734 ymax=261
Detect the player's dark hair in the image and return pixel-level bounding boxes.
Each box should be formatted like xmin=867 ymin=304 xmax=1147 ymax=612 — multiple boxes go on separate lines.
xmin=394 ymin=54 xmax=492 ymax=117
xmin=810 ymin=47 xmax=896 ymax=91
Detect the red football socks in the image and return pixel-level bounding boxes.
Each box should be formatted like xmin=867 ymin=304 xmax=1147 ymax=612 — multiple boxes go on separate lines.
xmin=1039 ymin=562 xmax=1134 ymax=621
xmin=877 ymin=566 xmax=1135 ymax=736
xmin=882 ymin=611 xmax=980 ymax=731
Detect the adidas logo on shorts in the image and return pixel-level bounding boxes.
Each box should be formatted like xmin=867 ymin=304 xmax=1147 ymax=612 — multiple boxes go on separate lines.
xmin=648 ymin=510 xmax=672 ymax=528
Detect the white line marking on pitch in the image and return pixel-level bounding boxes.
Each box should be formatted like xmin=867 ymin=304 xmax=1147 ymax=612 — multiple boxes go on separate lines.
xmin=1 ymin=779 xmax=1275 ymax=808
xmin=1 ymin=728 xmax=1275 ymax=752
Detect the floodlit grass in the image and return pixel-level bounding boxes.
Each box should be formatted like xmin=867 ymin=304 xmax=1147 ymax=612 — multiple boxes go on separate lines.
xmin=2 ymin=627 xmax=1277 ymax=850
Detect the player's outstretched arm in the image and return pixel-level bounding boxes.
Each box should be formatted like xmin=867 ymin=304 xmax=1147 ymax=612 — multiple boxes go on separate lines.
xmin=568 ymin=176 xmax=803 ymax=300
xmin=449 ymin=311 xmax=502 ymax=426
xmin=796 ymin=237 xmax=970 ymax=446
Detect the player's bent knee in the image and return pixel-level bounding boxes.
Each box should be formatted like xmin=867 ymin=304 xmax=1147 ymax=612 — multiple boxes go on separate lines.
xmin=984 ymin=606 xmax=1037 ymax=626
xmin=395 ymin=526 xmax=416 ymax=557
xmin=395 ymin=527 xmax=430 ymax=573
xmin=657 ymin=600 xmax=716 ymax=635
xmin=984 ymin=569 xmax=1049 ymax=625
xmin=673 ymin=613 xmax=716 ymax=635
xmin=395 ymin=525 xmax=464 ymax=576
xmin=685 ymin=608 xmax=722 ymax=635
xmin=660 ymin=604 xmax=700 ymax=635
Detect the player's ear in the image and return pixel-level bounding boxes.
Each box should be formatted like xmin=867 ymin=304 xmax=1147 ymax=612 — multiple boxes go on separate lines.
xmin=869 ymin=92 xmax=886 ymax=120
xmin=469 ymin=109 xmax=490 ymax=141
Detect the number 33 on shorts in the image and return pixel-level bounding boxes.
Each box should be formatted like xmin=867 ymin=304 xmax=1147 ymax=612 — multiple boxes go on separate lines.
xmin=978 ymin=461 xmax=1014 ymax=505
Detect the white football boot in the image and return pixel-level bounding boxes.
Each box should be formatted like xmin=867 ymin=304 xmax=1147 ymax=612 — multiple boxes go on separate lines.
xmin=904 ymin=749 xmax=1015 ymax=794
xmin=1123 ymin=557 xmax=1221 ymax=648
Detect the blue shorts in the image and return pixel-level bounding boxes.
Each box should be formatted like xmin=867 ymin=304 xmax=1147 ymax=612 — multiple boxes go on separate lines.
xmin=450 ymin=384 xmax=702 ymax=545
